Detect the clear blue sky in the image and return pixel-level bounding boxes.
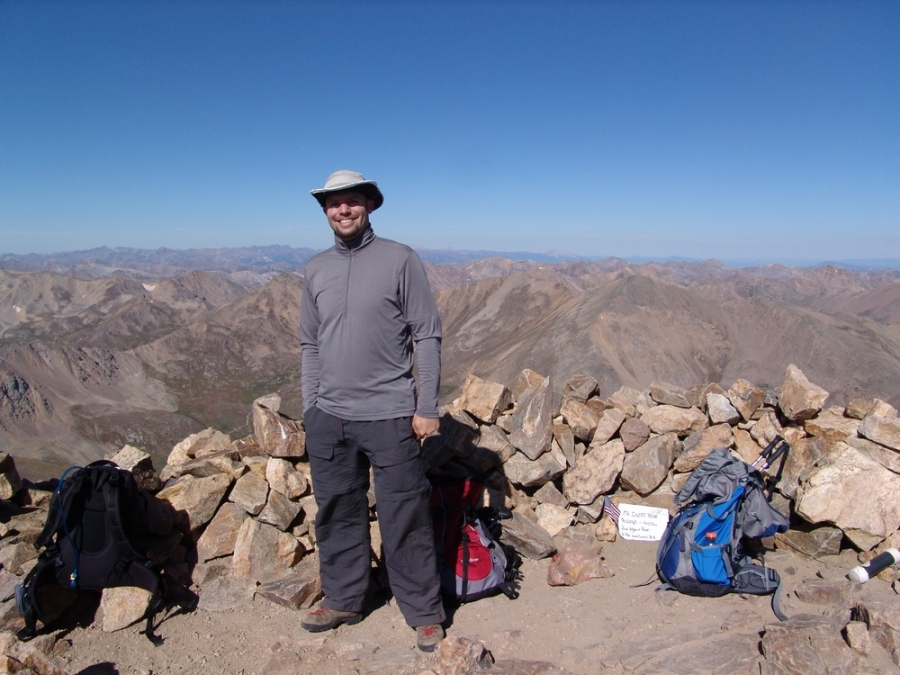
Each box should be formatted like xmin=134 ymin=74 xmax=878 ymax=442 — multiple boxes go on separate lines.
xmin=1 ymin=0 xmax=898 ymax=263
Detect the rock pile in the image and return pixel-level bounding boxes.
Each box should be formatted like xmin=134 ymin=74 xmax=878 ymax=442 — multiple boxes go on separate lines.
xmin=438 ymin=364 xmax=900 ymax=567
xmin=3 ymin=363 xmax=900 ymax=673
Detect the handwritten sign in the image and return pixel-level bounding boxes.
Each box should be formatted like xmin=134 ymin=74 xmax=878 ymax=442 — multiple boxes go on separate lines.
xmin=617 ymin=503 xmax=670 ymax=541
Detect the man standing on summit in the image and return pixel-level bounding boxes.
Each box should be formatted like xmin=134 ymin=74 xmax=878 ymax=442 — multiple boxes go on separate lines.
xmin=299 ymin=170 xmax=446 ymax=652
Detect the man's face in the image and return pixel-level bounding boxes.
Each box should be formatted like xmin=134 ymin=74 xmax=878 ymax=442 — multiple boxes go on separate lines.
xmin=324 ymin=191 xmax=374 ymax=241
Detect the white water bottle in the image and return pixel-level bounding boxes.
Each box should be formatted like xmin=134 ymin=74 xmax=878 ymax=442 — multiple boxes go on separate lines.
xmin=848 ymin=548 xmax=900 ymax=583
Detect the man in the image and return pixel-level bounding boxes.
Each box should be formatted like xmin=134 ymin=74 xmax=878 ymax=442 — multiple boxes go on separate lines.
xmin=299 ymin=170 xmax=446 ymax=652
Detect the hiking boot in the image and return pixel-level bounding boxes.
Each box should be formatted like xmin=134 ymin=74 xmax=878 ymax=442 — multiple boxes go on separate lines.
xmin=300 ymin=606 xmax=362 ymax=632
xmin=416 ymin=623 xmax=445 ymax=652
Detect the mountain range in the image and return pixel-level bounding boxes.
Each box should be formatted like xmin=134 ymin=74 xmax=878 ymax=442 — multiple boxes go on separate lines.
xmin=2 ymin=248 xmax=900 ymax=480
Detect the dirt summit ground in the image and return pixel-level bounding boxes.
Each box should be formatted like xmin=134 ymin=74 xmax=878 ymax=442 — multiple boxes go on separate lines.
xmin=50 ymin=536 xmax=900 ymax=675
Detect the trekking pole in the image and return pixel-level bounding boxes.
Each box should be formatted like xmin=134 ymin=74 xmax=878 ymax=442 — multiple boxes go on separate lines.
xmin=751 ymin=437 xmax=782 ymax=469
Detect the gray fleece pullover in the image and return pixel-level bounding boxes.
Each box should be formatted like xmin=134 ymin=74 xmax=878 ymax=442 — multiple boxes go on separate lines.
xmin=300 ymin=226 xmax=442 ymax=421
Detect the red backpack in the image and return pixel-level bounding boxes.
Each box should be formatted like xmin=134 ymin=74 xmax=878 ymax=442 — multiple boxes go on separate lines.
xmin=429 ymin=474 xmax=520 ymax=604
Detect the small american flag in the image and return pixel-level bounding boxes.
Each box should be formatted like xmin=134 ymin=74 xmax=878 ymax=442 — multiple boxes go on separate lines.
xmin=603 ymin=496 xmax=620 ymax=524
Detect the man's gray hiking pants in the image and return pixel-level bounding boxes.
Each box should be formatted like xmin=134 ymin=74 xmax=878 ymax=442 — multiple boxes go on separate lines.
xmin=304 ymin=405 xmax=446 ymax=627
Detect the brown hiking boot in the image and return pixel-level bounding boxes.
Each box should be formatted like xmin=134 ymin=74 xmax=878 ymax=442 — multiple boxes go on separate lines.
xmin=300 ymin=606 xmax=362 ymax=632
xmin=416 ymin=623 xmax=445 ymax=652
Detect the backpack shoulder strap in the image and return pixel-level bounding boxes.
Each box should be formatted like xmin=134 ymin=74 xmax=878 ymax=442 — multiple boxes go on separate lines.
xmin=102 ymin=473 xmax=146 ymax=563
xmin=34 ymin=466 xmax=85 ymax=550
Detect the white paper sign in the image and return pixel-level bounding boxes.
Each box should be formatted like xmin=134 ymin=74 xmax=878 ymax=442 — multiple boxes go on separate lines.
xmin=616 ymin=503 xmax=670 ymax=541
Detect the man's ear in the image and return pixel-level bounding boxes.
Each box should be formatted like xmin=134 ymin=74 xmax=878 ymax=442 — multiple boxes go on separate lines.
xmin=366 ymin=199 xmax=376 ymax=212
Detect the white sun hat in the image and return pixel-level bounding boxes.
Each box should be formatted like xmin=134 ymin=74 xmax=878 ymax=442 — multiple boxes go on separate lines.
xmin=310 ymin=170 xmax=384 ymax=210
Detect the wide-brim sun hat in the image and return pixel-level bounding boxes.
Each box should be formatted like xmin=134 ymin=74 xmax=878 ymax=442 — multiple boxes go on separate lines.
xmin=310 ymin=170 xmax=384 ymax=211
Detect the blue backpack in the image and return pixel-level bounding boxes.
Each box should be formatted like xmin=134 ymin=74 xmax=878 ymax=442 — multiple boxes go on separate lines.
xmin=656 ymin=443 xmax=790 ymax=620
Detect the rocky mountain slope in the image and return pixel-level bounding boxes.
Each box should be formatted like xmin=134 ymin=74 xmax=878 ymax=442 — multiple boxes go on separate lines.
xmin=1 ymin=257 xmax=900 ymax=478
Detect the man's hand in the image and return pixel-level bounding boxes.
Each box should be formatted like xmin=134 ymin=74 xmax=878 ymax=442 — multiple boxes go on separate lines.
xmin=412 ymin=414 xmax=440 ymax=441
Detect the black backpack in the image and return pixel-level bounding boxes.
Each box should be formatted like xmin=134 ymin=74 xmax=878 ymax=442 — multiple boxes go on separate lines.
xmin=656 ymin=441 xmax=790 ymax=620
xmin=15 ymin=460 xmax=182 ymax=641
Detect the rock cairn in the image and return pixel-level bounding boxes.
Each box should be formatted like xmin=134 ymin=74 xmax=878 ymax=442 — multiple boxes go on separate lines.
xmin=3 ymin=364 xmax=900 ymax=672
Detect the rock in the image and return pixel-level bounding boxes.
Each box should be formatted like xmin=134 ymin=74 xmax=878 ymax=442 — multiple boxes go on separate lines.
xmin=535 ymin=503 xmax=573 ymax=537
xmin=674 ymin=424 xmax=734 ymax=473
xmin=500 ymin=511 xmax=556 ymax=559
xmin=793 ymin=579 xmax=855 ymax=605
xmin=855 ymin=601 xmax=900 ymax=666
xmin=257 ymin=489 xmax=303 ymax=531
xmin=563 ymin=374 xmax=599 ymax=403
xmin=167 ymin=427 xmax=232 ymax=466
xmin=431 ymin=408 xmax=479 ymax=459
xmin=773 ymin=435 xmax=828 ymax=499
xmin=476 ymin=424 xmax=517 ymax=465
xmin=108 ymin=445 xmax=162 ymax=492
xmin=619 ymin=417 xmax=651 ymax=452
xmin=265 ymin=458 xmax=309 ymax=499
xmin=594 ymin=513 xmax=618 ymax=542
xmin=533 ymin=482 xmax=567 ymax=508
xmin=228 ymin=471 xmax=269 ymax=515
xmin=872 ymin=398 xmax=899 ymax=418
xmin=504 ymin=449 xmax=566 ymax=488
xmin=433 ymin=636 xmax=494 ymax=675
xmin=727 ymin=379 xmax=765 ymax=422
xmin=256 ymin=568 xmax=322 ymax=610
xmin=845 ymin=621 xmax=871 ymax=656
xmin=457 ymin=374 xmax=512 ymax=424
xmin=795 ymin=442 xmax=900 ymax=550
xmin=649 ymin=382 xmax=691 ymax=408
xmin=197 ymin=577 xmax=257 ymax=612
xmin=232 ymin=519 xmax=304 ymax=582
xmin=860 ymin=415 xmax=900 ymax=452
xmin=620 ymin=433 xmax=679 ymax=496
xmin=576 ymin=493 xmax=605 ymax=523
xmin=157 ymin=472 xmax=232 ymax=532
xmin=751 ymin=411 xmax=785 ymax=446
xmin=589 ymin=407 xmax=626 ymax=446
xmin=160 ymin=448 xmax=244 ymax=482
xmin=254 ymin=392 xmax=281 ymax=412
xmin=804 ymin=408 xmax=860 ymax=444
xmin=552 ymin=423 xmax=576 ymax=467
xmin=512 ymin=368 xmax=548 ymax=402
xmin=760 ymin=614 xmax=861 ymax=674
xmin=99 ymin=586 xmax=152 ymax=632
xmin=732 ymin=427 xmax=763 ymax=465
xmin=253 ymin=404 xmax=306 ymax=458
xmin=846 ymin=398 xmax=874 ymax=420
xmin=0 ymin=541 xmax=38 ymax=574
xmin=848 ymin=436 xmax=900 ymax=475
xmin=706 ymin=393 xmax=741 ymax=425
xmin=774 ymin=526 xmax=842 ymax=558
xmin=563 ymin=439 xmax=625 ymax=505
xmin=0 ymin=453 xmax=23 ymax=500
xmin=584 ymin=396 xmax=607 ymax=418
xmin=559 ymin=397 xmax=599 ymax=442
xmin=608 ymin=386 xmax=655 ymax=417
xmin=196 ymin=502 xmax=248 ymax=562
xmin=776 ymin=364 xmax=829 ymax=422
xmin=641 ymin=405 xmax=708 ymax=437
xmin=509 ymin=379 xmax=555 ymax=460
